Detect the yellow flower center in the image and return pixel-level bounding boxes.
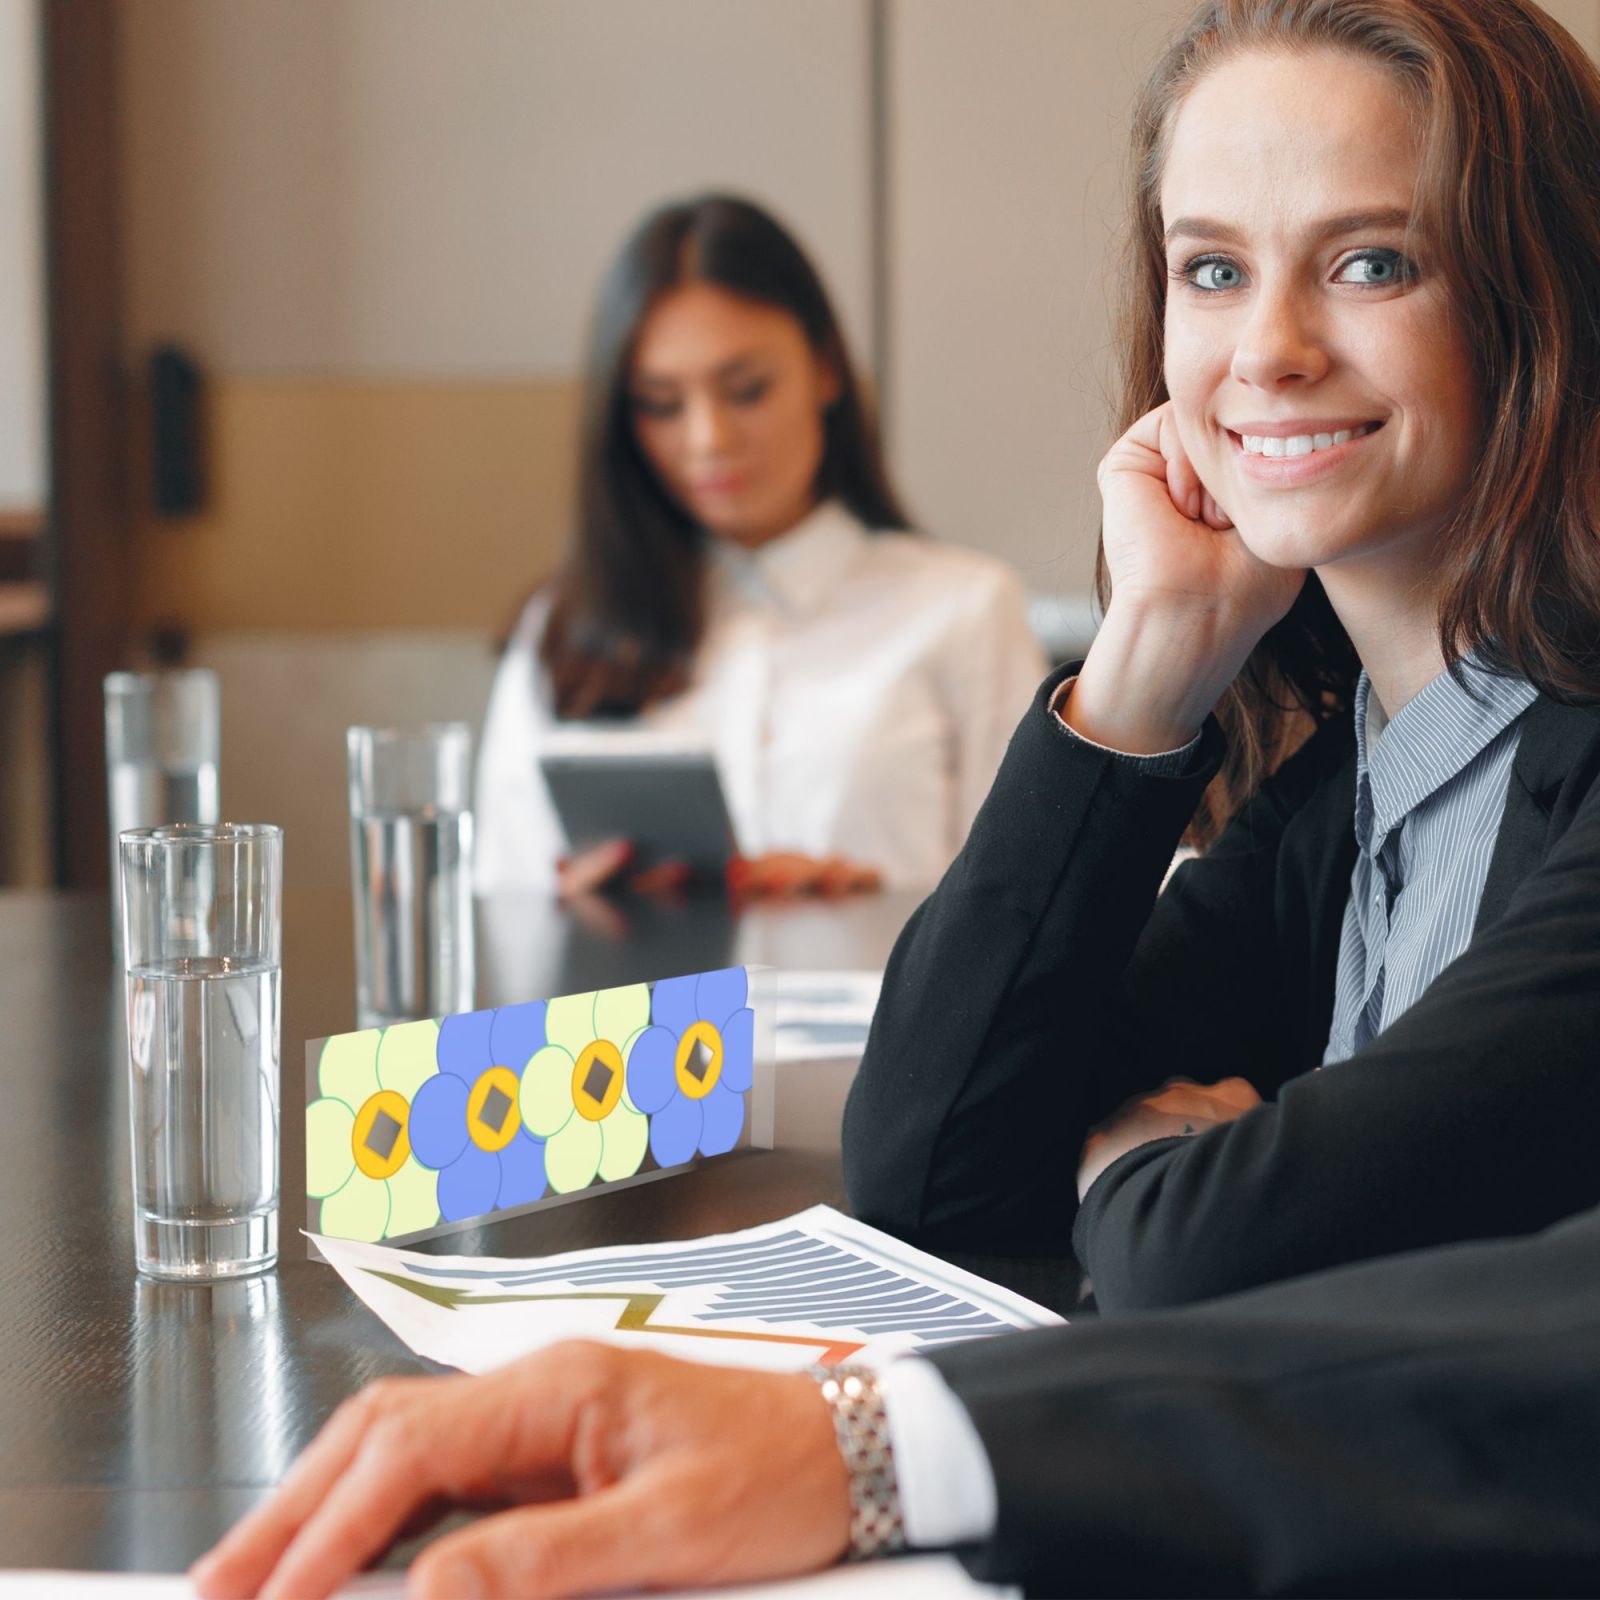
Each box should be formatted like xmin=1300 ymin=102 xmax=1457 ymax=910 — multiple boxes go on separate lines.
xmin=466 ymin=1064 xmax=523 ymax=1152
xmin=571 ymin=1039 xmax=626 ymax=1122
xmin=674 ymin=1020 xmax=724 ymax=1101
xmin=352 ymin=1089 xmax=412 ymax=1180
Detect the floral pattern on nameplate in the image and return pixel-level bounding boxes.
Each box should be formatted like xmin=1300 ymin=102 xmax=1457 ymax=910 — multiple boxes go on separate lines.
xmin=305 ymin=968 xmax=771 ymax=1247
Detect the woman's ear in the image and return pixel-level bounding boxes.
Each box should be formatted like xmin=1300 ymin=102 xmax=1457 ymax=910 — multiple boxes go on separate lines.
xmin=814 ymin=354 xmax=843 ymax=411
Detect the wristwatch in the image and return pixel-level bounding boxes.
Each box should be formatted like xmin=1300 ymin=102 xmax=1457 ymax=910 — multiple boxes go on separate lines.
xmin=808 ymin=1363 xmax=908 ymax=1560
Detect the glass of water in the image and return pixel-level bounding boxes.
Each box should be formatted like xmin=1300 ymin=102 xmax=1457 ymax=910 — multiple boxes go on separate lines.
xmin=105 ymin=670 xmax=221 ymax=960
xmin=346 ymin=724 xmax=475 ymax=1028
xmin=120 ymin=823 xmax=282 ymax=1280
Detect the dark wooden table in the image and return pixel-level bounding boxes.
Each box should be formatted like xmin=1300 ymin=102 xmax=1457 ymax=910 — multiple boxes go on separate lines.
xmin=0 ymin=886 xmax=1081 ymax=1573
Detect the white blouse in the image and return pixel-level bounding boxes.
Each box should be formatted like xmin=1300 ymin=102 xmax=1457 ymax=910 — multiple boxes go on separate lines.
xmin=473 ymin=501 xmax=1048 ymax=893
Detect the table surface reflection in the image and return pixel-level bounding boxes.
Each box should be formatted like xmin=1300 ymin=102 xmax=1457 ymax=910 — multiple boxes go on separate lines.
xmin=0 ymin=886 xmax=1082 ymax=1572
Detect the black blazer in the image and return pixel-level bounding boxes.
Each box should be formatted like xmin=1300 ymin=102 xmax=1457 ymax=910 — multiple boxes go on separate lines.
xmin=928 ymin=1202 xmax=1600 ymax=1595
xmin=843 ymin=664 xmax=1600 ymax=1308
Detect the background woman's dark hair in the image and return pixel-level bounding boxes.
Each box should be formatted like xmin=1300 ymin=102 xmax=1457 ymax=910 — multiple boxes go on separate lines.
xmin=1111 ymin=0 xmax=1600 ymax=845
xmin=537 ymin=193 xmax=910 ymax=719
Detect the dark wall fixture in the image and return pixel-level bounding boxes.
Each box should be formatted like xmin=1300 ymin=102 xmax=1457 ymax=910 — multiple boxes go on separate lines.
xmin=148 ymin=343 xmax=205 ymax=517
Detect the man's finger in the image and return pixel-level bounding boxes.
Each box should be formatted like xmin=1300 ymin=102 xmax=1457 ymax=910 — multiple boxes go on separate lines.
xmin=192 ymin=1378 xmax=427 ymax=1599
xmin=409 ymin=1475 xmax=683 ymax=1600
xmin=255 ymin=1367 xmax=567 ymax=1600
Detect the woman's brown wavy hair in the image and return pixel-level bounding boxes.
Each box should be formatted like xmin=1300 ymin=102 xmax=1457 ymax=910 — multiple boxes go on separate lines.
xmin=1110 ymin=0 xmax=1600 ymax=844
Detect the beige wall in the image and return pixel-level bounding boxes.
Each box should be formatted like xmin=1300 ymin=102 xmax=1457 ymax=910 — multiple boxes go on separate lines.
xmin=887 ymin=0 xmax=1192 ymax=599
xmin=120 ymin=0 xmax=874 ymax=377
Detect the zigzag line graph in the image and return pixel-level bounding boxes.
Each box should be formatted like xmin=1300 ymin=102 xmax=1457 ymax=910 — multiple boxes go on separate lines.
xmin=365 ymin=1269 xmax=866 ymax=1363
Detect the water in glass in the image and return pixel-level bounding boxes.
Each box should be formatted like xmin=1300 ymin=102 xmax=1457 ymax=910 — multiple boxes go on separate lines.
xmin=126 ymin=955 xmax=280 ymax=1279
xmin=351 ymin=806 xmax=473 ymax=1026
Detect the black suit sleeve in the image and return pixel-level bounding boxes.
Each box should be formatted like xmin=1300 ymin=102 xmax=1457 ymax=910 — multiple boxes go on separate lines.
xmin=1074 ymin=747 xmax=1600 ymax=1308
xmin=842 ymin=666 xmax=1343 ymax=1255
xmin=927 ymin=1208 xmax=1600 ymax=1597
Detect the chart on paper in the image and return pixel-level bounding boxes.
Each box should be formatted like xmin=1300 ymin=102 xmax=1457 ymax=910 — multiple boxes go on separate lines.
xmin=313 ymin=1204 xmax=1064 ymax=1373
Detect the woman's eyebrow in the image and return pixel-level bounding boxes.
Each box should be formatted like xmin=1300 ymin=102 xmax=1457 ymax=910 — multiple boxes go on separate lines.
xmin=1163 ymin=206 xmax=1414 ymax=247
xmin=711 ymin=352 xmax=769 ymax=379
xmin=632 ymin=352 xmax=768 ymax=389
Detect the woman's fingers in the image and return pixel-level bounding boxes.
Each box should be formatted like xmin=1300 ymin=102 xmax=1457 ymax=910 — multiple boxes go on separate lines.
xmin=731 ymin=852 xmax=881 ymax=899
xmin=1201 ymin=490 xmax=1234 ymax=530
xmin=1102 ymin=402 xmax=1207 ymax=520
xmin=1156 ymin=409 xmax=1205 ymax=521
xmin=556 ymin=839 xmax=633 ymax=899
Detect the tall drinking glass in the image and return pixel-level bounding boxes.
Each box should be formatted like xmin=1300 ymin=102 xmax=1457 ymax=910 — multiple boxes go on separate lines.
xmin=346 ymin=724 xmax=475 ymax=1027
xmin=121 ymin=823 xmax=282 ymax=1279
xmin=105 ymin=670 xmax=221 ymax=959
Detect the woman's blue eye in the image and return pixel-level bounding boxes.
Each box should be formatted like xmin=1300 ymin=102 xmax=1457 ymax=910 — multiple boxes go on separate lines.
xmin=1335 ymin=249 xmax=1412 ymax=286
xmin=1186 ymin=257 xmax=1245 ymax=292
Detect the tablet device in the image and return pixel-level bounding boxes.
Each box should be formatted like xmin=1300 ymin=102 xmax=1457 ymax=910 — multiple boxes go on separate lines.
xmin=538 ymin=731 xmax=736 ymax=880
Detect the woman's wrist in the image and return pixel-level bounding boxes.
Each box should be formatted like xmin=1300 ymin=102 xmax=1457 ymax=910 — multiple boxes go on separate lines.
xmin=1065 ymin=600 xmax=1254 ymax=755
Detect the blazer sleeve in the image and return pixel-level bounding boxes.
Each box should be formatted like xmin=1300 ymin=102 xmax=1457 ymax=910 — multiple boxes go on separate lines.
xmin=928 ymin=1207 xmax=1600 ymax=1597
xmin=842 ymin=666 xmax=1346 ymax=1254
xmin=1074 ymin=738 xmax=1600 ymax=1309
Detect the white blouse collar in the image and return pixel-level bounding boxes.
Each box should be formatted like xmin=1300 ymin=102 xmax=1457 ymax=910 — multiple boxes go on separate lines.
xmin=711 ymin=500 xmax=869 ymax=616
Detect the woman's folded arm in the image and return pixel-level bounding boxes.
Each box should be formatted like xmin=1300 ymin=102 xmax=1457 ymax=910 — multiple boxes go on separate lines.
xmin=843 ymin=672 xmax=1348 ymax=1254
xmin=1076 ymin=765 xmax=1600 ymax=1309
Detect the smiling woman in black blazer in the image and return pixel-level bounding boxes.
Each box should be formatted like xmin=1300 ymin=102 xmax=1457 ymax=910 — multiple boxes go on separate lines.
xmin=844 ymin=0 xmax=1600 ymax=1310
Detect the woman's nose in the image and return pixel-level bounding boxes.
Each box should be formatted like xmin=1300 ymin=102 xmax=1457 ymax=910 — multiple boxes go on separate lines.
xmin=684 ymin=396 xmax=735 ymax=456
xmin=1229 ymin=287 xmax=1330 ymax=390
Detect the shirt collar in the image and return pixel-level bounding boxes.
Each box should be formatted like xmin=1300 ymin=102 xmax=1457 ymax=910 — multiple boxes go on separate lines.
xmin=710 ymin=500 xmax=868 ymax=616
xmin=1352 ymin=652 xmax=1538 ymax=850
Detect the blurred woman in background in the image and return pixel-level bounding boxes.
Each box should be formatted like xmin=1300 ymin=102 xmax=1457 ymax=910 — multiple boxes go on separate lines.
xmin=474 ymin=193 xmax=1045 ymax=900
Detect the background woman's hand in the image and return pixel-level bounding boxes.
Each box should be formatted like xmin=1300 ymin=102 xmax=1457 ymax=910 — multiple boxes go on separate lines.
xmin=1077 ymin=1075 xmax=1262 ymax=1201
xmin=1065 ymin=402 xmax=1307 ymax=754
xmin=556 ymin=840 xmax=691 ymax=901
xmin=190 ymin=1342 xmax=850 ymax=1600
xmin=728 ymin=852 xmax=882 ymax=898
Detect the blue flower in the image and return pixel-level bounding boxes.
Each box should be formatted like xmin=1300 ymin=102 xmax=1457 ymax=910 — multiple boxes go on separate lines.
xmin=625 ymin=967 xmax=753 ymax=1167
xmin=408 ymin=1001 xmax=548 ymax=1222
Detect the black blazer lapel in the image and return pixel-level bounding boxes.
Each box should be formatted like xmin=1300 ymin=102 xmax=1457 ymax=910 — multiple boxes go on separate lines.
xmin=1476 ymin=696 xmax=1600 ymax=929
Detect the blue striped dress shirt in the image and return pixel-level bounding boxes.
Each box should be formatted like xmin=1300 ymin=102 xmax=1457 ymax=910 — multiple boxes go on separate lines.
xmin=1321 ymin=656 xmax=1538 ymax=1064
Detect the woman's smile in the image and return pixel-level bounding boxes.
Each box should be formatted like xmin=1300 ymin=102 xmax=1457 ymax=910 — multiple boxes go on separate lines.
xmin=1225 ymin=419 xmax=1383 ymax=486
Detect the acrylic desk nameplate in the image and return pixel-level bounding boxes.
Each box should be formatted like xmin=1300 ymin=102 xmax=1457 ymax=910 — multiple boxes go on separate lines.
xmin=306 ymin=966 xmax=775 ymax=1247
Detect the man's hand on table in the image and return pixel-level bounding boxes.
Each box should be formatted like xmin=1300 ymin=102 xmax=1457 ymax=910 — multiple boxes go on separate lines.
xmin=1076 ymin=1076 xmax=1261 ymax=1201
xmin=191 ymin=1341 xmax=850 ymax=1600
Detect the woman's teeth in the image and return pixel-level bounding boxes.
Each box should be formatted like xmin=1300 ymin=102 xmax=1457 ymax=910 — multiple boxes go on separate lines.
xmin=1240 ymin=423 xmax=1378 ymax=457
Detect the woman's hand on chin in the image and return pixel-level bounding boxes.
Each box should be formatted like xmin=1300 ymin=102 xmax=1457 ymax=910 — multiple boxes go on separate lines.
xmin=729 ymin=852 xmax=883 ymax=899
xmin=1066 ymin=402 xmax=1307 ymax=755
